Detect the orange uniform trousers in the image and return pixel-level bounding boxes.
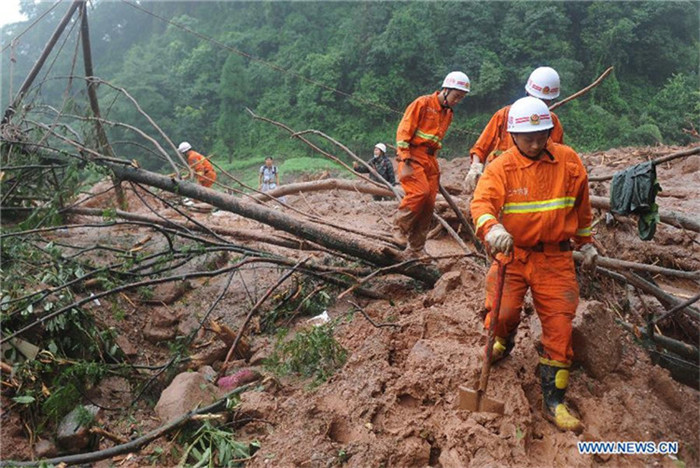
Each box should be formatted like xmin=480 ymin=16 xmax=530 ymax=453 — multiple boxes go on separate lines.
xmin=396 ymin=149 xmax=440 ymax=251
xmin=484 ymin=248 xmax=579 ymax=364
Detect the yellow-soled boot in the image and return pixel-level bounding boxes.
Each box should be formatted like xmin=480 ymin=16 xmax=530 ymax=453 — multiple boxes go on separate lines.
xmin=540 ymin=360 xmax=583 ymax=434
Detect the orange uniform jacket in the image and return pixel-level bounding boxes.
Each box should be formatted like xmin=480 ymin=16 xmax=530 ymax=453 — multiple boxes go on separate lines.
xmin=396 ymin=91 xmax=453 ymax=165
xmin=471 ymin=141 xmax=592 ymax=248
xmin=470 ymin=105 xmax=564 ymax=163
xmin=187 ymin=151 xmax=216 ymax=188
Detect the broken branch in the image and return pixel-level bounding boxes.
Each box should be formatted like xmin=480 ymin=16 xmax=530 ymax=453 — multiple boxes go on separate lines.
xmin=549 ymin=66 xmax=614 ymax=112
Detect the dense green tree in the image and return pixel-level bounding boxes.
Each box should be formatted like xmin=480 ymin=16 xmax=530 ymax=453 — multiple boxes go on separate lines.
xmin=2 ymin=1 xmax=698 ymax=170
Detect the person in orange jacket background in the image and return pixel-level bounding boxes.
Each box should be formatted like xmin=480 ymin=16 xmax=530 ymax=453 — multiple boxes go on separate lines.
xmin=394 ymin=71 xmax=470 ymax=259
xmin=464 ymin=67 xmax=565 ymax=192
xmin=178 ymin=141 xmax=217 ymax=188
xmin=470 ymin=96 xmax=598 ymax=433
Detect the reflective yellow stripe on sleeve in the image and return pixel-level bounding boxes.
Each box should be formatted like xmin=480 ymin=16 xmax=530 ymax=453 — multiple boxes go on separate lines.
xmin=414 ymin=129 xmax=441 ymax=143
xmin=576 ymin=226 xmax=592 ymax=237
xmin=397 ymin=141 xmax=410 ymax=149
xmin=476 ymin=213 xmax=497 ymax=229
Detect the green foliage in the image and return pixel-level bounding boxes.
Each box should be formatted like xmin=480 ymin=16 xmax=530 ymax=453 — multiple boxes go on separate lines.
xmin=279 ymin=157 xmax=344 ymax=177
xmin=3 ymin=2 xmax=696 ymax=173
xmin=265 ymin=322 xmax=347 ymax=386
xmin=179 ymin=421 xmax=259 ymax=467
xmin=261 ymin=276 xmax=334 ymax=331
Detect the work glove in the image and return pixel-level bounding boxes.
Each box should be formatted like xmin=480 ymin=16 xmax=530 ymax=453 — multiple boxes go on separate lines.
xmin=579 ymin=243 xmax=599 ymax=272
xmin=464 ymin=160 xmax=484 ymax=192
xmin=484 ymin=223 xmax=513 ymax=254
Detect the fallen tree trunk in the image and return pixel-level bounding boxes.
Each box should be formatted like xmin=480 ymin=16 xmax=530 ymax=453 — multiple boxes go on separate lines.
xmin=253 ymin=178 xmax=393 ymax=201
xmin=618 ymin=321 xmax=698 ymax=362
xmin=438 ymin=183 xmax=484 ymax=253
xmin=572 ymin=251 xmax=700 ymax=280
xmin=108 ymin=164 xmax=440 ymax=286
xmin=65 ymin=206 xmax=323 ymax=252
xmin=588 ymin=146 xmax=700 ymax=182
xmin=590 ymin=195 xmax=700 ymax=233
xmin=618 ymin=270 xmax=700 ymax=320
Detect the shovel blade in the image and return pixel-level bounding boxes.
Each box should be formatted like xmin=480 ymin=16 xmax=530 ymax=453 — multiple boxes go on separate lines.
xmin=458 ymin=385 xmax=505 ymax=415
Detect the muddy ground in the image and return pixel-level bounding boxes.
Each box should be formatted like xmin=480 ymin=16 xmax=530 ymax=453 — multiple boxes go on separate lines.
xmin=1 ymin=144 xmax=698 ymax=467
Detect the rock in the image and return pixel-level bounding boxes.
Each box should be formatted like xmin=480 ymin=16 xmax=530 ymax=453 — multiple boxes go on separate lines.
xmin=155 ymin=372 xmax=220 ymax=423
xmin=648 ymin=367 xmax=684 ymax=411
xmin=150 ymin=307 xmax=180 ymax=327
xmin=407 ymin=340 xmax=435 ymax=364
xmin=572 ymin=301 xmax=622 ymax=378
xmin=177 ymin=313 xmax=203 ymax=338
xmin=56 ymin=404 xmax=100 ymax=452
xmin=394 ymin=436 xmax=431 ymax=467
xmin=114 ymin=335 xmax=138 ymax=358
xmin=680 ymin=155 xmax=700 ymax=175
xmin=198 ymin=365 xmax=217 ymax=383
xmin=248 ymin=339 xmax=272 ymax=366
xmin=143 ymin=323 xmax=177 ymax=344
xmin=188 ymin=341 xmax=228 ymax=369
xmin=425 ymin=271 xmax=462 ymax=306
xmin=439 ymin=447 xmax=467 ymax=467
xmin=238 ymin=391 xmax=277 ymax=420
xmin=34 ymin=438 xmax=58 ymax=458
xmin=144 ymin=282 xmax=192 ymax=305
xmin=85 ymin=377 xmax=132 ymax=408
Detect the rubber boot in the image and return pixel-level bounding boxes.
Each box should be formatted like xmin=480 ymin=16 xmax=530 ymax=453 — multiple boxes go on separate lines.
xmin=484 ymin=332 xmax=516 ymax=364
xmin=539 ymin=361 xmax=583 ymax=433
xmin=392 ymin=208 xmax=414 ymax=248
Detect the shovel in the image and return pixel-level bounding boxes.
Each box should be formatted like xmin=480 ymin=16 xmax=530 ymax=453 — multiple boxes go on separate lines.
xmin=458 ymin=255 xmax=509 ymax=414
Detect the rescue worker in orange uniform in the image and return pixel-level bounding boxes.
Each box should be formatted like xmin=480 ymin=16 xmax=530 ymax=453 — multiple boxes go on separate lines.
xmin=464 ymin=67 xmax=565 ymax=192
xmin=178 ymin=142 xmax=217 ymax=188
xmin=470 ymin=96 xmax=598 ymax=433
xmin=394 ymin=71 xmax=470 ymax=259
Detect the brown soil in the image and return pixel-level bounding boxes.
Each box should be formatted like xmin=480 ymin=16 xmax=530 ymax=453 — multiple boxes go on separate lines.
xmin=2 ymin=145 xmax=698 ymax=467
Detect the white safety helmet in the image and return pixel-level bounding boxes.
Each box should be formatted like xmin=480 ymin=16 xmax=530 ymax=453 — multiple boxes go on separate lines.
xmin=374 ymin=143 xmax=387 ymax=154
xmin=525 ymin=67 xmax=560 ymax=99
xmin=441 ymin=71 xmax=470 ymax=93
xmin=507 ymin=97 xmax=554 ymax=133
xmin=178 ymin=141 xmax=192 ymax=153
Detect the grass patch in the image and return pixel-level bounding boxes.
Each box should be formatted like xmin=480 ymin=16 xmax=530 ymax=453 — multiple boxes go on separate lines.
xmin=278 ymin=157 xmax=344 ymax=175
xmin=179 ymin=420 xmax=259 ymax=467
xmin=265 ymin=322 xmax=347 ymax=387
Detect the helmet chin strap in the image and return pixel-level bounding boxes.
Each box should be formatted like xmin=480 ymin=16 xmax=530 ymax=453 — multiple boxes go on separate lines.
xmin=440 ymin=89 xmax=453 ymax=110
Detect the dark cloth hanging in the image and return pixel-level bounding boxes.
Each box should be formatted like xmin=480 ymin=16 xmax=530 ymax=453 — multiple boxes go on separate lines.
xmin=609 ymin=161 xmax=662 ymax=240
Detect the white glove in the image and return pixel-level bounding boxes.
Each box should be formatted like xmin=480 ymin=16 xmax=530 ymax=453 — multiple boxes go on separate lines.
xmin=484 ymin=223 xmax=513 ymax=254
xmin=579 ymin=243 xmax=599 ymax=272
xmin=464 ymin=160 xmax=484 ymax=192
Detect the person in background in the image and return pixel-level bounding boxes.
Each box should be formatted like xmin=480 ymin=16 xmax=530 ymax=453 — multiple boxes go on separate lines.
xmin=471 ymin=96 xmax=598 ymax=433
xmin=464 ymin=67 xmax=565 ymax=192
xmin=178 ymin=142 xmax=217 ymax=188
xmin=353 ymin=142 xmax=396 ymax=200
xmin=394 ymin=71 xmax=470 ymax=260
xmin=259 ymin=156 xmax=280 ymax=192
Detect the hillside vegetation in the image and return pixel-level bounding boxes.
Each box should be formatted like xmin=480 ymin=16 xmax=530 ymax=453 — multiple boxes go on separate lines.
xmin=1 ymin=1 xmax=698 ymax=176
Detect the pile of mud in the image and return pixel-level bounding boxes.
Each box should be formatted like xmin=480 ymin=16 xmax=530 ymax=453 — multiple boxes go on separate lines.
xmin=3 ymin=145 xmax=697 ymax=467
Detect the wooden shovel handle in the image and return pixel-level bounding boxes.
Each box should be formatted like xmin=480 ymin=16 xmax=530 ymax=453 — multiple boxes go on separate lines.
xmin=478 ymin=256 xmax=510 ymax=394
